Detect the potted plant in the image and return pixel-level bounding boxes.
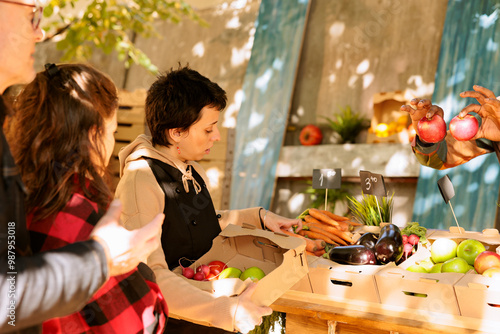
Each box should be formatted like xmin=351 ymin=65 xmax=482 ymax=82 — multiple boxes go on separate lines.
xmin=302 ymin=182 xmax=352 ymax=214
xmin=347 ymin=193 xmax=394 ymax=229
xmin=325 ymin=105 xmax=370 ymax=144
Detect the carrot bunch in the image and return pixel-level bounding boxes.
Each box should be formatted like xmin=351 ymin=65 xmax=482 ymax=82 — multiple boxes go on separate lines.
xmin=281 ymin=208 xmax=362 ymax=257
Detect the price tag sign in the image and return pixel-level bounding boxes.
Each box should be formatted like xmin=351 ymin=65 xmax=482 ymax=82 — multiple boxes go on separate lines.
xmin=312 ymin=168 xmax=341 ymax=189
xmin=359 ymin=170 xmax=387 ymax=197
xmin=437 ymin=174 xmax=455 ymax=204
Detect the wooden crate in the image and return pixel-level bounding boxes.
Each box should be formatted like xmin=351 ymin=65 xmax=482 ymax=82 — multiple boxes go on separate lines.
xmin=110 ymin=89 xmax=147 ymax=191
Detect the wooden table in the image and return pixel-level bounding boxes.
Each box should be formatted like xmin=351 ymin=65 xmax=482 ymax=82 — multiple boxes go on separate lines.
xmin=271 ymin=290 xmax=498 ymax=334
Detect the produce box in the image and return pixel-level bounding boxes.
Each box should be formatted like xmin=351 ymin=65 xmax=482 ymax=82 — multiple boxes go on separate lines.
xmin=375 ymin=246 xmax=464 ymax=315
xmin=431 ymin=227 xmax=500 ymax=320
xmin=174 ymin=224 xmax=309 ymax=306
xmin=291 ymin=255 xmax=385 ymax=303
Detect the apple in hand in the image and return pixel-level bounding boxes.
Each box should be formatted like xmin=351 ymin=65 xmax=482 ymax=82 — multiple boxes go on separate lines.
xmin=417 ymin=114 xmax=447 ymax=143
xmin=299 ymin=125 xmax=323 ymax=146
xmin=441 ymin=257 xmax=470 ymax=273
xmin=474 ymin=251 xmax=500 ymax=274
xmin=449 ymin=114 xmax=479 ymax=141
xmin=457 ymin=239 xmax=486 ymax=265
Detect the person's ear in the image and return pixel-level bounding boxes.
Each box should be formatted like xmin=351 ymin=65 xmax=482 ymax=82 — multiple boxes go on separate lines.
xmin=168 ymin=128 xmax=183 ymax=143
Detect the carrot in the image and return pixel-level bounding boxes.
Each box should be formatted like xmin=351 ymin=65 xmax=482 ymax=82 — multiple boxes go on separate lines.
xmin=305 ymin=225 xmax=348 ymax=246
xmin=336 ymin=220 xmax=351 ymax=232
xmin=314 ymin=238 xmax=326 ymax=250
xmin=308 ymin=208 xmax=340 ymax=228
xmin=306 ymin=250 xmax=316 ymax=257
xmin=314 ymin=249 xmax=326 ymax=257
xmin=308 ymin=218 xmax=354 ymax=244
xmin=298 ymin=229 xmax=338 ymax=246
xmin=304 ymin=214 xmax=323 ymax=225
xmin=280 ymin=229 xmax=318 ymax=252
xmin=320 ymin=210 xmax=350 ymax=222
xmin=345 ymin=220 xmax=363 ymax=226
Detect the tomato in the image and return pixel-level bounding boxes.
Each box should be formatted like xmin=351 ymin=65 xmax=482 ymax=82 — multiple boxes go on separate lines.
xmin=208 ymin=260 xmax=227 ymax=279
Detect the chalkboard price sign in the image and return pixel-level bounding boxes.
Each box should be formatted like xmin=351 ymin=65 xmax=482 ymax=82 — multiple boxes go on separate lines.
xmin=312 ymin=168 xmax=341 ymax=189
xmin=437 ymin=174 xmax=455 ymax=204
xmin=359 ymin=170 xmax=387 ymax=197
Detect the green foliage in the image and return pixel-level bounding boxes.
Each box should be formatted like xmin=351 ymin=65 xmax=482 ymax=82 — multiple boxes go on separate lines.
xmin=347 ymin=193 xmax=394 ymax=226
xmin=302 ymin=182 xmax=352 ymax=214
xmin=325 ymin=105 xmax=370 ymax=144
xmin=248 ymin=311 xmax=285 ymax=334
xmin=42 ymin=0 xmax=207 ymax=74
xmin=401 ymin=222 xmax=427 ymax=242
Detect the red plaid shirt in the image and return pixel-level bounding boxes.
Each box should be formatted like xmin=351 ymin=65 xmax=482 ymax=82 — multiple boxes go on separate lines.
xmin=26 ymin=186 xmax=168 ymax=334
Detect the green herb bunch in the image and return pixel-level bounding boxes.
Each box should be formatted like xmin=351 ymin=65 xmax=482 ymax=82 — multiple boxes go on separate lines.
xmin=347 ymin=193 xmax=394 ymax=226
xmin=302 ymin=182 xmax=352 ymax=214
xmin=325 ymin=105 xmax=370 ymax=144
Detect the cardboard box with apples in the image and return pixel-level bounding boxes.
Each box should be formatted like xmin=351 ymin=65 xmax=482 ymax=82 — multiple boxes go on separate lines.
xmin=173 ymin=224 xmax=309 ymax=307
xmin=428 ymin=227 xmax=500 ymax=320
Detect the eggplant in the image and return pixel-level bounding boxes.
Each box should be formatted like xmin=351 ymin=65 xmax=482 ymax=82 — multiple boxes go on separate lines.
xmin=374 ymin=224 xmax=403 ymax=264
xmin=355 ymin=232 xmax=379 ymax=250
xmin=328 ymin=245 xmax=377 ymax=265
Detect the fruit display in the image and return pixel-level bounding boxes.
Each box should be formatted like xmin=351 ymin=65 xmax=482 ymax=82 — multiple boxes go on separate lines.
xmin=403 ymin=236 xmax=500 ymax=277
xmin=181 ymin=260 xmax=267 ymax=283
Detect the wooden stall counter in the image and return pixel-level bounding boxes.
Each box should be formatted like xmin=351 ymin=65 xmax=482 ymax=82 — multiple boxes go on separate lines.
xmin=272 ymin=290 xmax=498 ymax=334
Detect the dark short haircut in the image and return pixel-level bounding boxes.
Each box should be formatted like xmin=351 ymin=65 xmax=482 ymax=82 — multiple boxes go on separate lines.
xmin=145 ymin=65 xmax=227 ymax=147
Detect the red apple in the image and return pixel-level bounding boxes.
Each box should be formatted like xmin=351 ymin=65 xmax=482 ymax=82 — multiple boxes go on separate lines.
xmin=417 ymin=114 xmax=447 ymax=143
xmin=474 ymin=251 xmax=500 ymax=274
xmin=299 ymin=125 xmax=323 ymax=146
xmin=449 ymin=114 xmax=479 ymax=141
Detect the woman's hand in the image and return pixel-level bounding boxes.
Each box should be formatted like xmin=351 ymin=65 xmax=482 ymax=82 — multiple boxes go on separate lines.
xmin=233 ymin=283 xmax=273 ymax=334
xmin=400 ymin=98 xmax=445 ymax=139
xmin=260 ymin=210 xmax=302 ymax=233
xmin=459 ymin=85 xmax=500 ymax=141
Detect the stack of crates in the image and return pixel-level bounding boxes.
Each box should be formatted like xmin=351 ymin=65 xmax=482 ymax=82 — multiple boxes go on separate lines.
xmin=109 ymin=89 xmax=148 ymax=191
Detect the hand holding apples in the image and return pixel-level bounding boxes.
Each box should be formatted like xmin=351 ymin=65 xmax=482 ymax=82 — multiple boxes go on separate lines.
xmin=400 ymin=99 xmax=446 ymax=143
xmin=459 ymin=85 xmax=500 ymax=141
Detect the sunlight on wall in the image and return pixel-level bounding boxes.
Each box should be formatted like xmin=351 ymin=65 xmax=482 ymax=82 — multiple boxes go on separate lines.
xmin=348 ymin=75 xmax=358 ymax=87
xmin=226 ymin=16 xmax=241 ymax=29
xmin=329 ymin=21 xmax=346 ymax=38
xmin=223 ymin=89 xmax=243 ymax=128
xmin=329 ymin=73 xmax=336 ymax=83
xmin=405 ymin=75 xmax=434 ymax=99
xmin=356 ymin=59 xmax=370 ymax=74
xmin=192 ymin=42 xmax=205 ymax=57
xmin=363 ymin=73 xmax=374 ymax=88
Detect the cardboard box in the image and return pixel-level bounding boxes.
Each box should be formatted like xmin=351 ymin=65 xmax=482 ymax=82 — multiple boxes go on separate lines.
xmin=174 ymin=224 xmax=309 ymax=306
xmin=430 ymin=227 xmax=500 ymax=320
xmin=375 ymin=246 xmax=464 ymax=315
xmin=292 ymin=255 xmax=384 ymax=303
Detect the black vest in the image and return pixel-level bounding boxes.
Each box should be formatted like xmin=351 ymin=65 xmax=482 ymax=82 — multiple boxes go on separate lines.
xmin=145 ymin=158 xmax=221 ymax=270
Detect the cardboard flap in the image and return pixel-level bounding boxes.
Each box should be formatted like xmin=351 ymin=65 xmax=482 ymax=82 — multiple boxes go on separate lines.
xmin=428 ymin=228 xmax=500 ymax=245
xmin=220 ymin=224 xmax=306 ymax=251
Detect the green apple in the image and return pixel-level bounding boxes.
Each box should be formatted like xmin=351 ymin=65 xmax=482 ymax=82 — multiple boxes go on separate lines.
xmin=457 ymin=239 xmax=486 ymax=265
xmin=431 ymin=238 xmax=457 ymax=263
xmin=406 ymin=264 xmax=429 ymax=273
xmin=429 ymin=263 xmax=443 ymax=273
xmin=240 ymin=267 xmax=266 ymax=282
xmin=441 ymin=257 xmax=469 ymax=273
xmin=218 ymin=267 xmax=242 ymax=279
xmin=419 ymin=258 xmax=435 ymax=272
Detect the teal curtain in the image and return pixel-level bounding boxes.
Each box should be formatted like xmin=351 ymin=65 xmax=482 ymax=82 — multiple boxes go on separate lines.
xmin=230 ymin=0 xmax=310 ymax=209
xmin=412 ymin=0 xmax=500 ymax=231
